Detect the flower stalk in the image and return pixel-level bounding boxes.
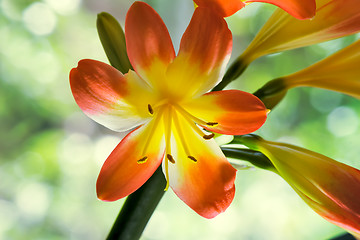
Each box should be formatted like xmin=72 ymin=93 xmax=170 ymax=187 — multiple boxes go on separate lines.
xmin=106 ymin=167 xmax=166 ymax=240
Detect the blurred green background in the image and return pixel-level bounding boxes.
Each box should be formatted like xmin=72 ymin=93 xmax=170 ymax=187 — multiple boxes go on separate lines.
xmin=1 ymin=0 xmax=360 ymax=239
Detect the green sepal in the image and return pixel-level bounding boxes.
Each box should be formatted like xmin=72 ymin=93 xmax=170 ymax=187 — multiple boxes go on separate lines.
xmin=253 ymin=78 xmax=287 ymax=109
xmin=222 ymin=147 xmax=276 ymax=172
xmin=97 ymin=12 xmax=133 ymax=74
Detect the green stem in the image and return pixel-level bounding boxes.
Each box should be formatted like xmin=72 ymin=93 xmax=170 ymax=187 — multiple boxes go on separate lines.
xmin=106 ymin=166 xmax=166 ymax=240
xmin=212 ymin=57 xmax=248 ymax=91
xmin=221 ymin=147 xmax=275 ymax=171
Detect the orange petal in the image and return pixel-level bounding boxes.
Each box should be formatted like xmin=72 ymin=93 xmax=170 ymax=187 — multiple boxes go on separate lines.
xmin=125 ymin=2 xmax=175 ymax=90
xmin=70 ymin=59 xmax=154 ymax=131
xmin=182 ymin=90 xmax=267 ymax=135
xmin=193 ymin=0 xmax=245 ymax=17
xmin=165 ymin=7 xmax=232 ymax=99
xmin=97 ymin=123 xmax=165 ymax=201
xmin=166 ymin=111 xmax=237 ymax=218
xmin=245 ymin=0 xmax=316 ymax=20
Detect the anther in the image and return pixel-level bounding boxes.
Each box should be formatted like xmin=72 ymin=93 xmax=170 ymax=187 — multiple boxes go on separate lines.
xmin=137 ymin=156 xmax=148 ymax=164
xmin=167 ymin=154 xmax=175 ymax=164
xmin=206 ymin=122 xmax=218 ymax=126
xmin=147 ymin=104 xmax=154 ymax=115
xmin=203 ymin=133 xmax=215 ymax=140
xmin=188 ymin=156 xmax=197 ymax=162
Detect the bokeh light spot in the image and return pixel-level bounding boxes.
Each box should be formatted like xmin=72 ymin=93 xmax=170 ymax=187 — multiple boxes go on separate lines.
xmin=22 ymin=2 xmax=57 ymax=36
xmin=15 ymin=182 xmax=51 ymax=221
xmin=45 ymin=0 xmax=82 ymax=15
xmin=310 ymin=88 xmax=343 ymax=113
xmin=327 ymin=106 xmax=359 ymax=137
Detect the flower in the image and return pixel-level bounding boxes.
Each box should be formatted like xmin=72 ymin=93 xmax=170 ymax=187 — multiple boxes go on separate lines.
xmin=70 ymin=2 xmax=267 ymax=218
xmin=193 ymin=0 xmax=316 ymax=19
xmin=280 ymin=39 xmax=360 ymax=98
xmin=252 ymin=38 xmax=360 ymax=109
xmin=239 ymin=134 xmax=360 ymax=237
xmin=240 ymin=0 xmax=360 ymax=65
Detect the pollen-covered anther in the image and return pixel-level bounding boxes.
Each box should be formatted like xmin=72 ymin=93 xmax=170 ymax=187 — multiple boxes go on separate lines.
xmin=188 ymin=156 xmax=198 ymax=162
xmin=137 ymin=156 xmax=148 ymax=164
xmin=206 ymin=122 xmax=218 ymax=126
xmin=147 ymin=104 xmax=154 ymax=115
xmin=203 ymin=133 xmax=215 ymax=140
xmin=167 ymin=154 xmax=175 ymax=164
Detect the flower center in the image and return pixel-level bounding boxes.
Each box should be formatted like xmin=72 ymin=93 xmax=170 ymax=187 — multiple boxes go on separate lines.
xmin=138 ymin=101 xmax=218 ymax=190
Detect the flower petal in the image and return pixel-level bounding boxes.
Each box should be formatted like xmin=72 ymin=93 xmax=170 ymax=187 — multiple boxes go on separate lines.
xmin=182 ymin=90 xmax=267 ymax=135
xmin=166 ymin=111 xmax=237 ymax=218
xmin=193 ymin=0 xmax=245 ymax=17
xmin=241 ymin=0 xmax=360 ymax=64
xmin=165 ymin=7 xmax=232 ymax=99
xmin=97 ymin=123 xmax=165 ymax=201
xmin=70 ymin=59 xmax=155 ymax=131
xmin=245 ymin=0 xmax=316 ymax=20
xmin=125 ymin=1 xmax=175 ymax=90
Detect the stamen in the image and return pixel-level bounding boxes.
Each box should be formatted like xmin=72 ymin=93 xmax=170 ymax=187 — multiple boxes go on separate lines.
xmin=175 ymin=108 xmax=214 ymax=141
xmin=203 ymin=133 xmax=215 ymax=140
xmin=141 ymin=108 xmax=164 ymax=157
xmin=173 ymin=111 xmax=194 ymax=159
xmin=137 ymin=156 xmax=148 ymax=164
xmin=164 ymin=158 xmax=170 ymax=191
xmin=164 ymin=106 xmax=173 ymax=191
xmin=150 ymin=99 xmax=168 ymax=112
xmin=147 ymin=104 xmax=154 ymax=115
xmin=173 ymin=103 xmax=214 ymax=127
xmin=188 ymin=156 xmax=198 ymax=162
xmin=167 ymin=154 xmax=175 ymax=164
xmin=206 ymin=122 xmax=218 ymax=126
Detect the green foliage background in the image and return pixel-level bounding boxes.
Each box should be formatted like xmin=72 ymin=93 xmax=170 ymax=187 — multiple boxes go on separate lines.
xmin=1 ymin=0 xmax=359 ymax=239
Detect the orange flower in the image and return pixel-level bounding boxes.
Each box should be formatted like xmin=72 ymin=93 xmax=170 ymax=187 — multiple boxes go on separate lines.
xmin=240 ymin=134 xmax=360 ymax=237
xmin=70 ymin=2 xmax=267 ymax=218
xmin=241 ymin=0 xmax=360 ymax=64
xmin=281 ymin=39 xmax=360 ymax=98
xmin=193 ymin=0 xmax=316 ymax=19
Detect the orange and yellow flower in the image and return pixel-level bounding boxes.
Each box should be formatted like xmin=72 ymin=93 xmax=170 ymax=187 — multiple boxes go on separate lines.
xmin=193 ymin=0 xmax=316 ymax=19
xmin=70 ymin=2 xmax=267 ymax=218
xmin=240 ymin=134 xmax=360 ymax=237
xmin=240 ymin=0 xmax=360 ymax=65
xmin=281 ymin=39 xmax=360 ymax=98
